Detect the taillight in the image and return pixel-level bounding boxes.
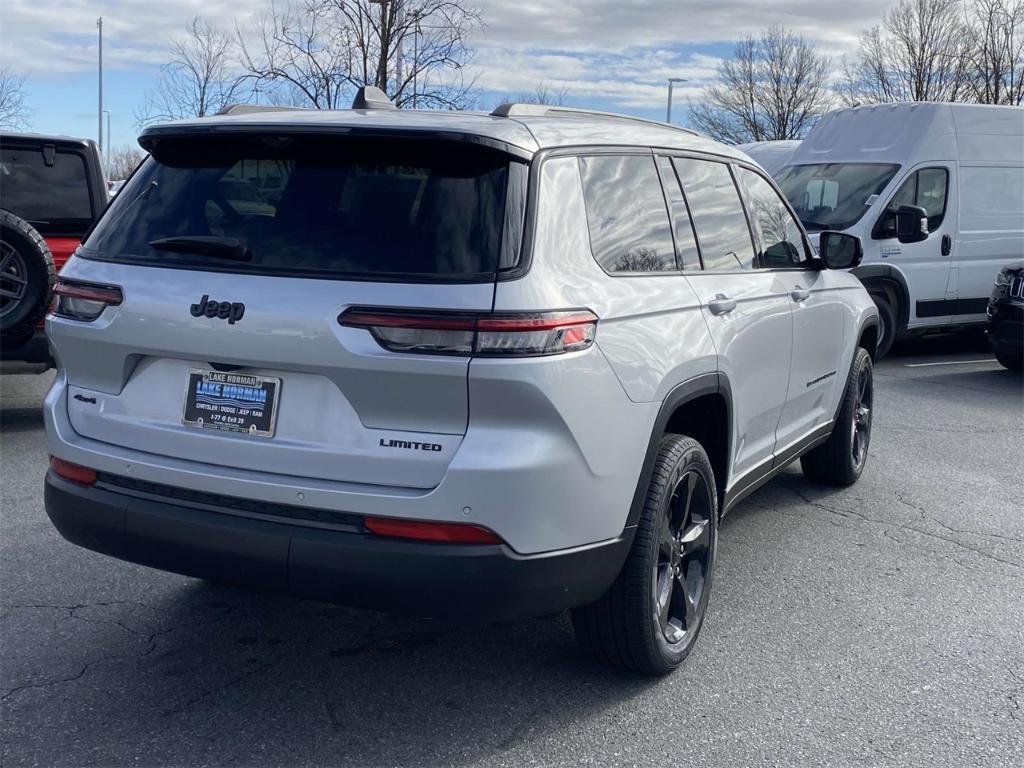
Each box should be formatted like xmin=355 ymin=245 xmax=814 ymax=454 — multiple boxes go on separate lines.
xmin=364 ymin=516 xmax=503 ymax=544
xmin=53 ymin=279 xmax=123 ymax=321
xmin=49 ymin=457 xmax=97 ymax=485
xmin=339 ymin=308 xmax=597 ymax=357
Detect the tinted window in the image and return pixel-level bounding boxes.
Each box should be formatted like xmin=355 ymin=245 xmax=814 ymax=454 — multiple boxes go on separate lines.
xmin=673 ymin=158 xmax=756 ymax=271
xmin=656 ymin=156 xmax=702 ymax=270
xmin=737 ymin=167 xmax=806 ymax=267
xmin=875 ymin=167 xmax=948 ymax=238
xmin=776 ymin=163 xmax=900 ymax=231
xmin=85 ymin=135 xmax=521 ymax=280
xmin=578 ymin=155 xmax=676 ymax=273
xmin=0 ymin=146 xmax=93 ymax=231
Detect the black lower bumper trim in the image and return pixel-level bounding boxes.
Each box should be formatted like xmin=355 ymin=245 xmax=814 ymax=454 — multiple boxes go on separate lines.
xmin=45 ymin=472 xmax=632 ymax=621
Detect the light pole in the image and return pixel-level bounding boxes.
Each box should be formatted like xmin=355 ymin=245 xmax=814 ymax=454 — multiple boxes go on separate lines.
xmin=666 ymin=77 xmax=687 ymax=124
xmin=102 ymin=110 xmax=111 ymax=179
xmin=97 ymin=17 xmax=103 ymax=151
xmin=410 ymin=9 xmax=422 ymax=108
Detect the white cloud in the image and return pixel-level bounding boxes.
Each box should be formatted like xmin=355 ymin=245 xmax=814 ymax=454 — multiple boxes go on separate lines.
xmin=0 ymin=0 xmax=892 ymax=109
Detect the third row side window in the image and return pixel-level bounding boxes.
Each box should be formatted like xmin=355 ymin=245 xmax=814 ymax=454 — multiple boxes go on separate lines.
xmin=578 ymin=154 xmax=677 ymax=273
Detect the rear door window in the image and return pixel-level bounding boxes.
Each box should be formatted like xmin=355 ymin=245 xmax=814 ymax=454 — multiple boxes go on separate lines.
xmin=0 ymin=145 xmax=94 ymax=234
xmin=84 ymin=135 xmax=524 ymax=281
xmin=577 ymin=154 xmax=677 ymax=273
xmin=673 ymin=158 xmax=757 ymax=271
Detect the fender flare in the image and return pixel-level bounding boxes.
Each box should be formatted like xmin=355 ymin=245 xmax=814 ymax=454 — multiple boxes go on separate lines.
xmin=624 ymin=372 xmax=732 ymax=528
xmin=851 ymin=264 xmax=911 ymax=330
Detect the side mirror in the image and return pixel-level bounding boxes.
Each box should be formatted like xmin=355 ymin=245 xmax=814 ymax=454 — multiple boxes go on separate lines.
xmin=895 ymin=204 xmax=929 ymax=244
xmin=818 ymin=231 xmax=864 ymax=270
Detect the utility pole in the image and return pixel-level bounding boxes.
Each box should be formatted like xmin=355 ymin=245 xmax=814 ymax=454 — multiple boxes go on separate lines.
xmin=666 ymin=78 xmax=686 ymax=124
xmin=97 ymin=17 xmax=103 ymax=151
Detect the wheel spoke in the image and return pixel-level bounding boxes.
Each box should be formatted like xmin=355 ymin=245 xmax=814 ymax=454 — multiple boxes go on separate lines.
xmin=672 ymin=571 xmax=699 ymax=630
xmin=679 ymin=518 xmax=709 ymax=548
xmin=655 ymin=566 xmax=673 ymax=626
xmin=0 ymin=249 xmax=14 ymax=273
xmin=0 ymin=286 xmax=22 ymax=299
xmin=0 ymin=271 xmax=27 ymax=286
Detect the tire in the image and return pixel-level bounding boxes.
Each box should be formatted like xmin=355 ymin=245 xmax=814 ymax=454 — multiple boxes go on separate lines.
xmin=571 ymin=435 xmax=718 ymax=675
xmin=994 ymin=351 xmax=1023 ymax=372
xmin=869 ymin=291 xmax=897 ymax=359
xmin=1 ymin=210 xmax=56 ymax=349
xmin=801 ymin=347 xmax=874 ymax=487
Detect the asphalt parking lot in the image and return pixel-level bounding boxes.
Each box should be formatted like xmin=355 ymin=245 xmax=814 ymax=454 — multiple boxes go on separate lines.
xmin=1 ymin=334 xmax=1022 ymax=768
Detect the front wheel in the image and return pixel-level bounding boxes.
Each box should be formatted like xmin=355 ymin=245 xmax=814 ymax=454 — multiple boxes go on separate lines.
xmin=869 ymin=291 xmax=897 ymax=359
xmin=801 ymin=347 xmax=874 ymax=486
xmin=572 ymin=435 xmax=718 ymax=675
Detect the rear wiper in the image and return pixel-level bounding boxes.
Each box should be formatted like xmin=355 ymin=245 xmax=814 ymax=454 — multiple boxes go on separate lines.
xmin=148 ymin=236 xmax=252 ymax=261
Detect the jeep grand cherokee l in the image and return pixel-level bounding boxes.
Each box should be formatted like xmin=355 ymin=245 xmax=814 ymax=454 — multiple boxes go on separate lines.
xmin=43 ymin=90 xmax=878 ymax=675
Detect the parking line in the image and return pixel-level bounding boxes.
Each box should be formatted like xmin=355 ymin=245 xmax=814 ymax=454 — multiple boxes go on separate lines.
xmin=905 ymin=359 xmax=996 ymax=368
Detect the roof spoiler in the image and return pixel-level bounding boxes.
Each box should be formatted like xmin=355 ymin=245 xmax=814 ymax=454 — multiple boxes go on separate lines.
xmin=352 ymin=86 xmax=396 ymax=111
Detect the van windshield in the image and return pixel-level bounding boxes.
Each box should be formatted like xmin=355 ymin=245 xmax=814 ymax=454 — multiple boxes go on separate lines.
xmin=776 ymin=163 xmax=900 ymax=231
xmin=83 ymin=134 xmax=525 ymax=281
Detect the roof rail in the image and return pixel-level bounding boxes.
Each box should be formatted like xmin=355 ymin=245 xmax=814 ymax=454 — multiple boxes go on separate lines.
xmin=491 ymin=103 xmax=699 ymax=136
xmin=216 ymin=104 xmax=311 ymax=116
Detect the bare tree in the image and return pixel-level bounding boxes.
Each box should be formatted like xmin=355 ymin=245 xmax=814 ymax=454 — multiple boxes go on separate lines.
xmin=106 ymin=145 xmax=147 ymax=180
xmin=841 ymin=0 xmax=973 ymax=104
xmin=136 ymin=16 xmax=249 ymax=126
xmin=0 ymin=67 xmax=29 ymax=129
xmin=239 ymin=0 xmax=480 ymax=110
xmin=966 ymin=0 xmax=1024 ymax=104
xmin=688 ymin=26 xmax=833 ymax=144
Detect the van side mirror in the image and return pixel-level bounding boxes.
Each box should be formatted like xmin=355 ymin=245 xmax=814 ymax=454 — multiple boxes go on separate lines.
xmin=895 ymin=205 xmax=929 ymax=244
xmin=818 ymin=231 xmax=863 ymax=269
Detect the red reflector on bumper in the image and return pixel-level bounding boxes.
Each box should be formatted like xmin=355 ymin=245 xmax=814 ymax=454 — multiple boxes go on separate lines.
xmin=364 ymin=516 xmax=502 ymax=545
xmin=49 ymin=457 xmax=97 ymax=485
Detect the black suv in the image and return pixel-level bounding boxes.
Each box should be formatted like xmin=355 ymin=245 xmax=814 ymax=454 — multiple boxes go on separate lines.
xmin=0 ymin=133 xmax=108 ymax=371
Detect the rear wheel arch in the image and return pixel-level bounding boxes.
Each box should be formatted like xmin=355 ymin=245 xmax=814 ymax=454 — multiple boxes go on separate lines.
xmin=626 ymin=373 xmax=732 ymax=527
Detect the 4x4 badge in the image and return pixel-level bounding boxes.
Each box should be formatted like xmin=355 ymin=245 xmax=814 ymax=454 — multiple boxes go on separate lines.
xmin=190 ymin=295 xmax=245 ymax=324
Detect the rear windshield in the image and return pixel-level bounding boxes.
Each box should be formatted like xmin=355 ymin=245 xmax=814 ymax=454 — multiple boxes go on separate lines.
xmin=83 ymin=134 xmax=525 ymax=281
xmin=0 ymin=145 xmax=95 ymax=235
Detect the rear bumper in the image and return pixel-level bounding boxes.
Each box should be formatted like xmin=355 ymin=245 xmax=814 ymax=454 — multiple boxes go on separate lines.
xmin=45 ymin=472 xmax=631 ymax=621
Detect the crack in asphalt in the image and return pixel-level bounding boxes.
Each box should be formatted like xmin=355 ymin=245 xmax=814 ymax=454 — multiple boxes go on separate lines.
xmin=779 ymin=483 xmax=1024 ymax=573
xmin=0 ymin=600 xmax=242 ymax=703
xmin=892 ymin=493 xmax=1024 ymax=546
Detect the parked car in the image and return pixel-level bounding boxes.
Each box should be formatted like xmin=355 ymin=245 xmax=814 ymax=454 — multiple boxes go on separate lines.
xmin=43 ymin=90 xmax=878 ymax=675
xmin=1 ymin=132 xmax=108 ymax=372
xmin=736 ymin=139 xmax=801 ymax=176
xmin=771 ymin=103 xmax=1024 ymax=356
xmin=987 ymin=261 xmax=1023 ymax=371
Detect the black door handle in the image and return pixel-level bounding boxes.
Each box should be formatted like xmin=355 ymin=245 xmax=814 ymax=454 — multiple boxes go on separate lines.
xmin=941 ymin=234 xmax=952 ymax=256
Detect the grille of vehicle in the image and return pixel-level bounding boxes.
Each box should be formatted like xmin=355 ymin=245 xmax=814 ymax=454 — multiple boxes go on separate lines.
xmin=95 ymin=472 xmax=363 ymax=531
xmin=1010 ymin=276 xmax=1024 ymax=300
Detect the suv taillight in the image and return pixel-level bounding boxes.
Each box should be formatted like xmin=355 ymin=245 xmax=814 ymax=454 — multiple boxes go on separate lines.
xmin=53 ymin=279 xmax=123 ymax=321
xmin=338 ymin=308 xmax=598 ymax=357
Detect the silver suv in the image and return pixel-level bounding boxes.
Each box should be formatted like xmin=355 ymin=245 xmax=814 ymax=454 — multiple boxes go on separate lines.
xmin=43 ymin=91 xmax=878 ymax=675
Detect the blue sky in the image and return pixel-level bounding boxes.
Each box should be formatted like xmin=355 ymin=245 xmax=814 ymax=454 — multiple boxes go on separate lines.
xmin=2 ymin=0 xmax=893 ymax=151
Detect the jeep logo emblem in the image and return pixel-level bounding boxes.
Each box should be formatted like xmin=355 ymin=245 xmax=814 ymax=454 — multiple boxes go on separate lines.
xmin=190 ymin=295 xmax=245 ymax=324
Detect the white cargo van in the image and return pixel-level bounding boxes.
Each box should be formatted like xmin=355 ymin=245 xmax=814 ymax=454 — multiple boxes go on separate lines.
xmin=775 ymin=103 xmax=1024 ymax=355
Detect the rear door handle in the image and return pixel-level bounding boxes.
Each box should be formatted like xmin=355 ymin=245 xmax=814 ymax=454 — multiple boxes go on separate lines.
xmin=791 ymin=286 xmax=810 ymax=302
xmin=707 ymin=294 xmax=737 ymax=316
